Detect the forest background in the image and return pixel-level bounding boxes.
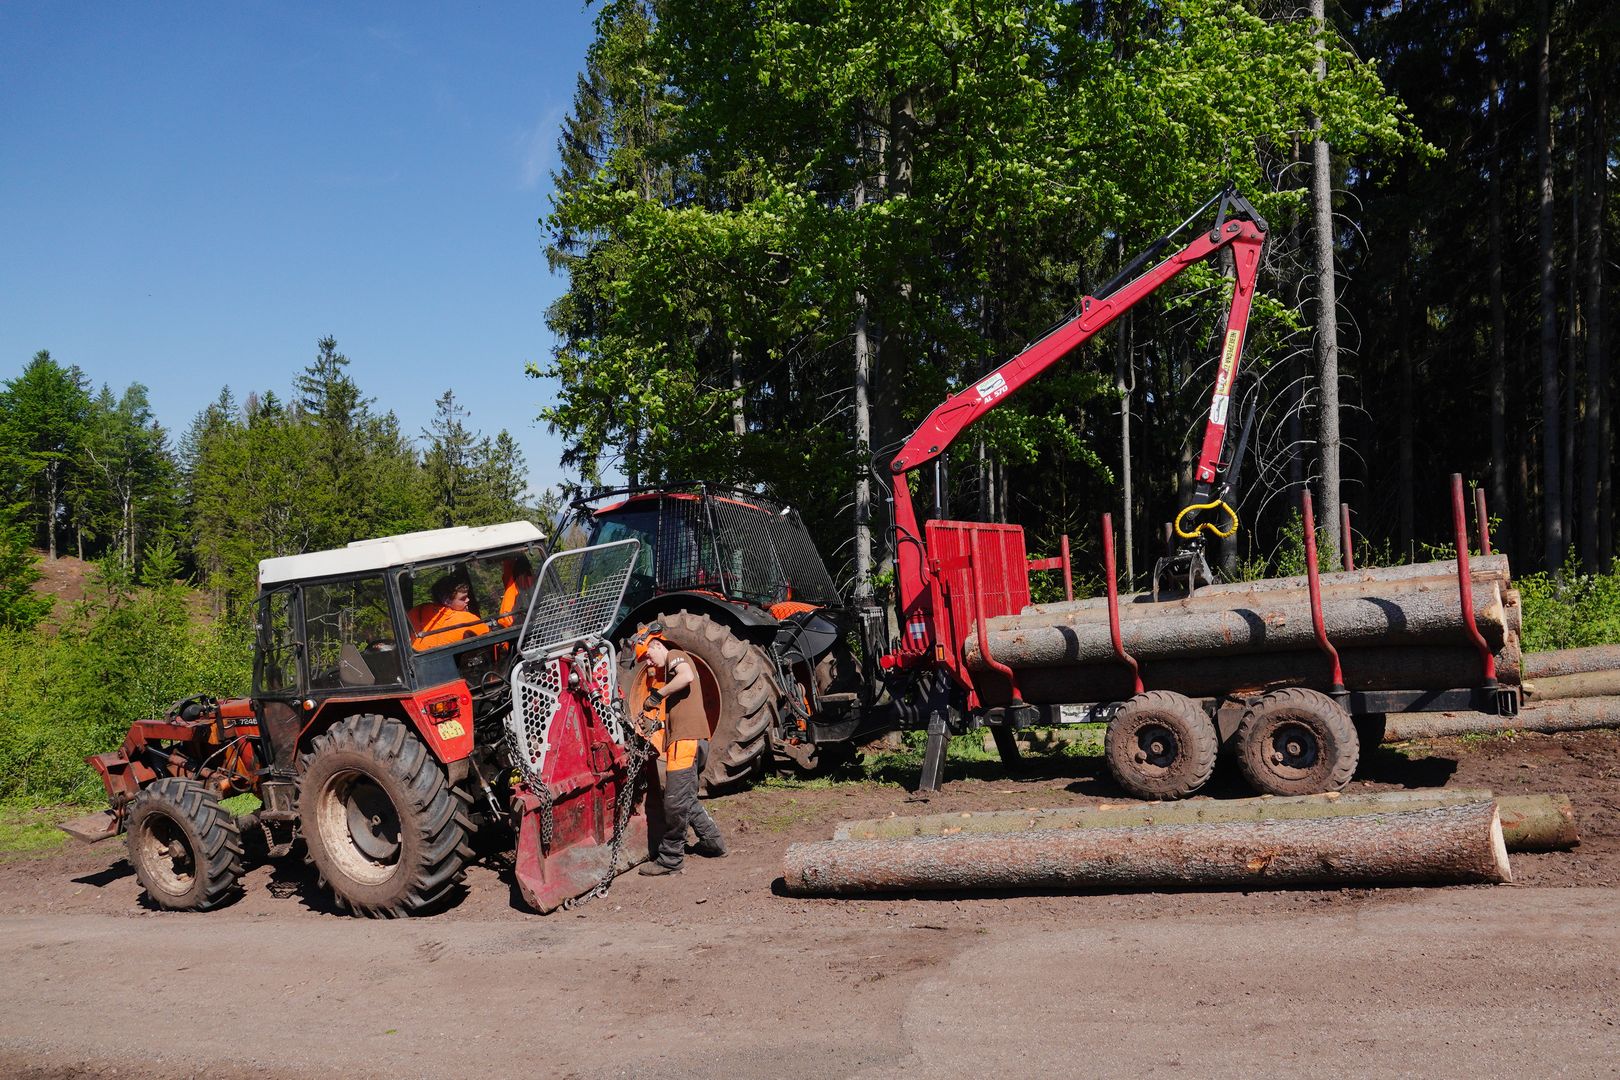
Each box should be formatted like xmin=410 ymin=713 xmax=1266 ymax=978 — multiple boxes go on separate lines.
xmin=2 ymin=0 xmax=1617 ymax=808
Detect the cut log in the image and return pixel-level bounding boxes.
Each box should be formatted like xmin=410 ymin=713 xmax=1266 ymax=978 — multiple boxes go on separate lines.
xmin=1523 ymin=669 xmax=1620 ymax=701
xmin=1006 ymin=641 xmax=1521 ymax=704
xmin=831 ymin=789 xmax=1576 ymax=851
xmin=782 ymin=803 xmax=1511 ymax=896
xmin=1523 ymin=644 xmax=1620 ymax=680
xmin=1028 ymin=555 xmax=1513 ymax=615
xmin=966 ymin=583 xmax=1509 ymax=672
xmin=1382 ymin=695 xmax=1620 ymax=741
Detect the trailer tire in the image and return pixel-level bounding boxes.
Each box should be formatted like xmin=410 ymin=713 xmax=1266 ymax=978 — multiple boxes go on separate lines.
xmin=300 ymin=714 xmax=473 ymax=917
xmin=1235 ymin=688 xmax=1359 ymax=796
xmin=127 ymin=777 xmax=244 ymax=911
xmin=1104 ymin=691 xmax=1218 ymax=800
xmin=629 ymin=609 xmax=779 ymax=794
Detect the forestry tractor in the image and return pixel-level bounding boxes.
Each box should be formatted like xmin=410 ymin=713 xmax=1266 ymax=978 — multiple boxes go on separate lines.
xmin=64 ymin=521 xmax=659 ymax=916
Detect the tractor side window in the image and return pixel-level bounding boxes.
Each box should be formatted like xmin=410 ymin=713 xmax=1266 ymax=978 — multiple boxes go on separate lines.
xmin=592 ymin=509 xmax=658 ymax=608
xmin=303 ymin=575 xmax=400 ymax=688
xmin=255 ymin=588 xmax=299 ymax=696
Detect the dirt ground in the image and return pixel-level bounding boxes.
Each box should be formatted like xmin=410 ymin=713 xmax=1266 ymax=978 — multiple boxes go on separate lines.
xmin=2 ymin=730 xmax=1617 ymax=1079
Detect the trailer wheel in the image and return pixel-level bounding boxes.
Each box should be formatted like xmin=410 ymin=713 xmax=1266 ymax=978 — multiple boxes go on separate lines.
xmin=1104 ymin=691 xmax=1218 ymax=800
xmin=1236 ymin=688 xmax=1359 ymax=796
xmin=627 ymin=609 xmax=779 ymax=794
xmin=127 ymin=777 xmax=244 ymax=911
xmin=300 ymin=714 xmax=473 ymax=917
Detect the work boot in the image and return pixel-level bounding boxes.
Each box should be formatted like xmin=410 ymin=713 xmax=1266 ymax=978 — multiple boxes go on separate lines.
xmin=691 ymin=839 xmax=729 ymax=858
xmin=638 ymin=860 xmax=682 ymax=876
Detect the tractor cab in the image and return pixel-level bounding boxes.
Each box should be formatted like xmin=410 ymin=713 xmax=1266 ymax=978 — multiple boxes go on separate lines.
xmin=581 ymin=484 xmax=841 ymax=620
xmin=250 ymin=521 xmax=548 ymax=784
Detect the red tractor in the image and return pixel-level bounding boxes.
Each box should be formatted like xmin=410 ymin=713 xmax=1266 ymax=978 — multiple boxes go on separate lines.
xmin=64 ymin=522 xmax=657 ymax=916
xmin=578 ymin=485 xmax=881 ymax=791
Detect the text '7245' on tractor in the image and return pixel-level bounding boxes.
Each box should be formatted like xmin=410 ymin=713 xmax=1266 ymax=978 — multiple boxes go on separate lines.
xmin=63 ymin=521 xmax=664 ymax=916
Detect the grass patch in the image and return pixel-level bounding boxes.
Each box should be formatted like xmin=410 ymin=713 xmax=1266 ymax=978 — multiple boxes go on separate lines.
xmin=0 ymin=802 xmax=74 ymax=860
xmin=1459 ymin=730 xmax=1519 ymax=750
xmin=222 ymin=792 xmax=262 ymax=815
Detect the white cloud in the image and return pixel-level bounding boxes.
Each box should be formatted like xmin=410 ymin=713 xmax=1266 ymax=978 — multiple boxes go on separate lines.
xmin=517 ymin=106 xmax=566 ymax=191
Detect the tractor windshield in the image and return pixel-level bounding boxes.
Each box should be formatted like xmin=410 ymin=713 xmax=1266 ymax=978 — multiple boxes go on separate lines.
xmin=396 ymin=544 xmax=545 ymax=652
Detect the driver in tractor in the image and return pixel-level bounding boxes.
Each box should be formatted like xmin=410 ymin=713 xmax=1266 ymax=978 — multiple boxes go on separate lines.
xmin=631 ymin=623 xmax=728 ymax=875
xmin=407 ymin=574 xmax=489 ymax=651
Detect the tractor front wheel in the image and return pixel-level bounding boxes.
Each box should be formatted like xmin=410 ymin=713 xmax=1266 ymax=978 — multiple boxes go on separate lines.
xmin=300 ymin=714 xmax=473 ymax=917
xmin=127 ymin=777 xmax=244 ymax=911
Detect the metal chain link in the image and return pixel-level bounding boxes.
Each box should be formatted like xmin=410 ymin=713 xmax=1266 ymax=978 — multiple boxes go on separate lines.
xmin=581 ymin=689 xmax=653 ymax=904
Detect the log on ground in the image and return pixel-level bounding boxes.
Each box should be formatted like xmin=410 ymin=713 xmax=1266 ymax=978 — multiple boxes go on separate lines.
xmin=1382 ymin=696 xmax=1620 ymax=741
xmin=1522 ymin=644 xmax=1620 ymax=680
xmin=966 ymin=583 xmax=1510 ymax=672
xmin=783 ymin=803 xmax=1511 ymax=896
xmin=831 ymin=789 xmax=1576 ymax=852
xmin=1006 ymin=641 xmax=1521 ymax=703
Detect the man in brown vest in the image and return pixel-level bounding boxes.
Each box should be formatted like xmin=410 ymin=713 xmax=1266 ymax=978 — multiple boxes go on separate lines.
xmin=631 ymin=624 xmax=727 ymax=875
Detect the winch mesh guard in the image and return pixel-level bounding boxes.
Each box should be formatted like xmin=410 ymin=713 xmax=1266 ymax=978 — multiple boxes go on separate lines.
xmin=516 ymin=539 xmax=641 ymax=658
xmin=508 ymin=539 xmax=640 ymax=784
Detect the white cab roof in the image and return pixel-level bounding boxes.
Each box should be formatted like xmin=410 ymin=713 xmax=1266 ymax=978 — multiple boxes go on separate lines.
xmin=258 ymin=521 xmax=545 ymax=586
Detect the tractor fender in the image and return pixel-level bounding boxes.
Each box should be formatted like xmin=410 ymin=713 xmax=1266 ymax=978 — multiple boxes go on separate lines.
xmin=302 ymin=681 xmax=476 ymax=764
xmin=615 ymin=592 xmax=780 ymax=644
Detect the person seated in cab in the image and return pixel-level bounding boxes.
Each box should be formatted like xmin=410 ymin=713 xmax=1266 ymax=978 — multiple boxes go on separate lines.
xmin=408 ymin=575 xmax=489 ymax=651
xmin=497 ymin=554 xmax=535 ymax=629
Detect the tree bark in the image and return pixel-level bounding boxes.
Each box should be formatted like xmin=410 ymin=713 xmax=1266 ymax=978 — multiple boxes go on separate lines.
xmin=964 ymin=583 xmax=1512 ymax=672
xmin=1309 ymin=0 xmax=1341 ymax=563
xmin=1581 ymin=69 xmax=1607 ymax=570
xmin=832 ymin=790 xmax=1575 ymax=853
xmin=1383 ymin=694 xmax=1620 ymax=740
xmin=1488 ymin=69 xmax=1510 ymax=551
xmin=1536 ymin=0 xmax=1563 ymax=571
xmin=852 ymin=125 xmax=874 ymax=602
xmin=1523 ymin=643 xmax=1620 ymax=680
xmin=783 ymin=803 xmax=1511 ymax=896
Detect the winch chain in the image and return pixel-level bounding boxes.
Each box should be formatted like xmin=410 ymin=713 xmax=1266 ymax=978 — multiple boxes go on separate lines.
xmin=581 ymin=688 xmax=653 ymax=904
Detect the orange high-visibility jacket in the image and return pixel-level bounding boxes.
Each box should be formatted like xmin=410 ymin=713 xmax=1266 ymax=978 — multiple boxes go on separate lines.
xmin=407 ymin=604 xmax=489 ymax=651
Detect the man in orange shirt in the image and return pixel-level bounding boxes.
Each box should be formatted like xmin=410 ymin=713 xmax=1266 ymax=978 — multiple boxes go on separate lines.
xmin=630 ymin=623 xmax=726 ymax=875
xmin=408 ymin=577 xmax=489 ymax=651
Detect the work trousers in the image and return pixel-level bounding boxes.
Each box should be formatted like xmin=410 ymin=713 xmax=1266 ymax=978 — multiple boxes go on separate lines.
xmin=654 ymin=739 xmax=723 ymax=869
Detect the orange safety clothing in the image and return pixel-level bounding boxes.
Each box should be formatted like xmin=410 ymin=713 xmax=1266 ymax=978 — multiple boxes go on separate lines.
xmin=497 ymin=564 xmax=534 ymax=629
xmin=408 ymin=603 xmax=489 ymax=651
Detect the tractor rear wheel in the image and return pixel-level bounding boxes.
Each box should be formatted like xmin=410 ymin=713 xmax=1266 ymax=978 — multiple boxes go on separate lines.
xmin=631 ymin=609 xmax=779 ymax=793
xmin=1235 ymin=688 xmax=1359 ymax=796
xmin=299 ymin=714 xmax=474 ymax=917
xmin=1104 ymin=691 xmax=1219 ymax=800
xmin=127 ymin=777 xmax=244 ymax=911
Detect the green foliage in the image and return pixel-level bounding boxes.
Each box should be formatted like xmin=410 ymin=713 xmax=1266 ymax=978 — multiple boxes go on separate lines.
xmin=1517 ymin=556 xmax=1620 ymax=653
xmin=0 ymin=507 xmax=52 ymax=631
xmin=0 ymin=567 xmax=252 ymax=807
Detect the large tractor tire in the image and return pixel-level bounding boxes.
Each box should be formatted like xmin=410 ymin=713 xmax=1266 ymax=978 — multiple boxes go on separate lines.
xmin=633 ymin=609 xmax=780 ymax=793
xmin=299 ymin=714 xmax=474 ymax=917
xmin=127 ymin=777 xmax=244 ymax=911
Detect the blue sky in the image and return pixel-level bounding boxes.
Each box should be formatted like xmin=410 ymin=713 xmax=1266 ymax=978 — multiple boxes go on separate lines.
xmin=1 ymin=2 xmax=596 ymax=495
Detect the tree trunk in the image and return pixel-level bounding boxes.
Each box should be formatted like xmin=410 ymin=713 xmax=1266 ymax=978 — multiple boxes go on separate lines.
xmin=1536 ymin=0 xmax=1563 ymax=571
xmin=46 ymin=464 xmax=58 ymax=561
xmin=1581 ymin=70 xmax=1608 ymax=570
xmin=729 ymin=348 xmax=746 ymax=438
xmin=1489 ymin=70 xmax=1510 ymax=551
xmin=1309 ymin=0 xmax=1341 ymax=564
xmin=1397 ymin=258 xmax=1416 ymax=556
xmin=1116 ymin=257 xmax=1135 ymax=582
xmin=1564 ymin=135 xmax=1580 ymax=555
xmin=832 ymin=790 xmax=1575 ymax=852
xmin=783 ymin=803 xmax=1511 ymax=895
